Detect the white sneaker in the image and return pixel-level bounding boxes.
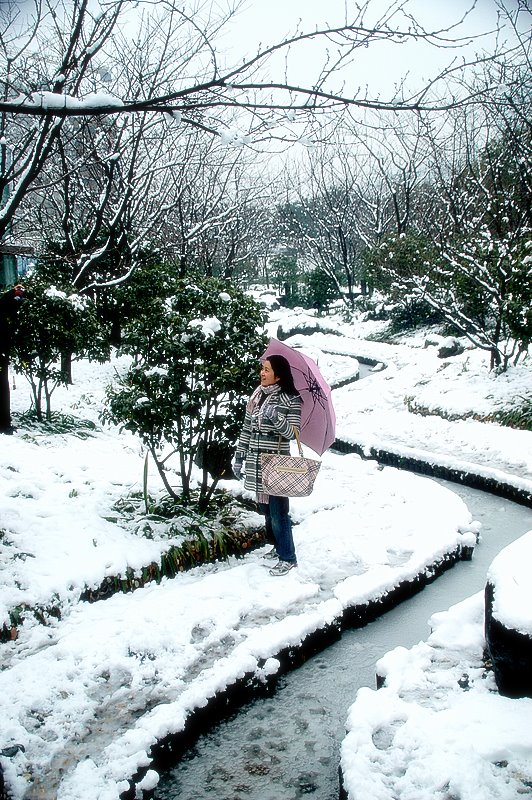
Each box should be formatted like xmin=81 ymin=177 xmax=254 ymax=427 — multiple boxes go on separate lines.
xmin=269 ymin=560 xmax=297 ymax=577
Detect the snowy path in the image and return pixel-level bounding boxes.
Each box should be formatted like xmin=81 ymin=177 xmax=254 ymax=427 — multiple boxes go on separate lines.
xmin=289 ymin=330 xmax=532 ymax=487
xmin=1 ymin=443 xmax=477 ymax=799
xmin=1 ymin=318 xmax=531 ymax=799
xmin=341 ymin=590 xmax=532 ymax=800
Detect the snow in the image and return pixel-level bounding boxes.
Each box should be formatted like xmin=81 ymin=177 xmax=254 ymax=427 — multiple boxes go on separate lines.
xmin=24 ymin=91 xmax=125 ymax=111
xmin=219 ymin=129 xmax=251 ymax=147
xmin=486 ymin=531 xmax=532 ymax=636
xmin=340 ymin=592 xmax=532 ymax=800
xmin=1 ymin=305 xmax=531 ymax=799
xmin=188 ymin=315 xmax=222 ymax=336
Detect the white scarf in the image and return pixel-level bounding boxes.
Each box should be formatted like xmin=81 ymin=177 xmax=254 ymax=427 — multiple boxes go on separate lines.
xmin=246 ymin=383 xmax=280 ymax=413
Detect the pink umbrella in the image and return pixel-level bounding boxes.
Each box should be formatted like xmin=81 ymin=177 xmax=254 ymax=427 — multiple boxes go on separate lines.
xmin=261 ymin=338 xmax=336 ymax=455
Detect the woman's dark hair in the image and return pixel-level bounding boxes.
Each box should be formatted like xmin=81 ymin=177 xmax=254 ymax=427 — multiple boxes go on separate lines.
xmin=265 ymin=354 xmax=299 ymax=395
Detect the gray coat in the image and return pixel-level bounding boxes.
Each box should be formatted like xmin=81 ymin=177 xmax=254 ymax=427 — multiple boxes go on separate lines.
xmin=236 ymin=387 xmax=302 ymax=495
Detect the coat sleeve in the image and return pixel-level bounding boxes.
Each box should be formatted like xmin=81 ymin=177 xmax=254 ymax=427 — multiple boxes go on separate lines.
xmin=270 ymin=394 xmax=302 ymax=440
xmin=236 ymin=408 xmax=252 ymax=457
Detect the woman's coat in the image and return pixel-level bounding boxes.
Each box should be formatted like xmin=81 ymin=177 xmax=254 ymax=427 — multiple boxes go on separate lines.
xmin=236 ymin=387 xmax=302 ymax=495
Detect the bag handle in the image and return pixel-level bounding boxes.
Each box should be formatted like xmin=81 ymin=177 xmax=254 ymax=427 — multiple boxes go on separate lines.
xmin=276 ymin=427 xmax=304 ymax=457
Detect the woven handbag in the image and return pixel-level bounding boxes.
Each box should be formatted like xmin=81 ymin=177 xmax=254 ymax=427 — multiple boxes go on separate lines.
xmin=261 ymin=429 xmax=321 ymax=497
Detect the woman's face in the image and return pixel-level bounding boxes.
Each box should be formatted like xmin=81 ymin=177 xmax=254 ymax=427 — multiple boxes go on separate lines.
xmin=260 ymin=360 xmax=279 ymax=387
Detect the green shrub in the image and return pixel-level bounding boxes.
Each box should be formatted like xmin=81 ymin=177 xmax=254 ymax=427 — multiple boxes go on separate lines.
xmin=12 ymin=273 xmax=109 ymax=420
xmin=103 ymin=277 xmax=267 ymax=511
xmin=498 ymin=396 xmax=532 ymax=431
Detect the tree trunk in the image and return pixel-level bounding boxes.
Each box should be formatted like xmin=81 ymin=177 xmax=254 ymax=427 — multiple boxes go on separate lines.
xmin=0 ymin=355 xmax=12 ymax=432
xmin=150 ymin=445 xmax=179 ymax=501
xmin=61 ymin=352 xmax=73 ymax=385
xmin=0 ymin=288 xmax=23 ymax=432
xmin=490 ymin=346 xmax=501 ymax=370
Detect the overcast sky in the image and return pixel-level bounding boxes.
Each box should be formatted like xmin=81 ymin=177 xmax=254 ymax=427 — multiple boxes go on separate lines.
xmin=221 ymin=0 xmax=525 ymax=100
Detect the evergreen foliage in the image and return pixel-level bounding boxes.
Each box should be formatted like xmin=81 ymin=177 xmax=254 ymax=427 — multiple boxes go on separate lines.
xmin=11 ymin=269 xmax=109 ymax=421
xmin=304 ymin=267 xmax=340 ymax=314
xmin=364 ymin=233 xmax=443 ymax=330
xmin=102 ymin=276 xmax=267 ymax=511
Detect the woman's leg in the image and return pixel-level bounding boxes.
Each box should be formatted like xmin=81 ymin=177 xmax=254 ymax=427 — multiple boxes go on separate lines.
xmin=268 ymin=495 xmax=297 ymax=564
xmin=258 ymin=502 xmax=274 ymax=542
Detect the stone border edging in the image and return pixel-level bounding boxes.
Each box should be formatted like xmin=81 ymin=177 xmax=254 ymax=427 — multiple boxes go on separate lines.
xmin=119 ymin=543 xmax=469 ymax=799
xmin=332 ymin=439 xmax=532 ymax=508
xmin=0 ymin=526 xmax=266 ymax=644
xmin=485 ymin=581 xmax=532 ymax=698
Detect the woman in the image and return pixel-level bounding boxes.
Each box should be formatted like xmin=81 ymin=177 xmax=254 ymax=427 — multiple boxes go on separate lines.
xmin=234 ymin=354 xmax=302 ymax=576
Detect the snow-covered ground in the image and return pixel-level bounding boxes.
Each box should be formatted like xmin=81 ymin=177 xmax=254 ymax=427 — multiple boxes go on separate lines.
xmin=341 ymin=583 xmax=532 ymax=800
xmin=1 ymin=305 xmax=531 ymax=799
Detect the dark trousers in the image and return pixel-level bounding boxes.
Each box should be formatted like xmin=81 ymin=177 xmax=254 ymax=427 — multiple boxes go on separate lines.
xmin=258 ymin=496 xmax=297 ymax=564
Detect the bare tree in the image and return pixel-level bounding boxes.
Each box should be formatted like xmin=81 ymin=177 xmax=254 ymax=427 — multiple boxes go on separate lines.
xmin=276 ymin=116 xmax=431 ymax=306
xmin=1 ymin=0 xmax=510 ymax=244
xmin=365 ymin=39 xmax=532 ymax=368
xmin=351 ymin=113 xmax=436 ymax=238
xmin=149 ymin=135 xmax=255 ymax=277
xmin=425 ymin=76 xmax=531 ymax=366
xmin=1 ymin=0 xmax=128 ymax=241
xmin=278 ymin=147 xmax=364 ymax=306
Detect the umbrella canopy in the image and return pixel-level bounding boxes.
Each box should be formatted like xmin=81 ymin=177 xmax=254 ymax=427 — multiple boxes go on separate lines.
xmin=261 ymin=338 xmax=336 ymax=455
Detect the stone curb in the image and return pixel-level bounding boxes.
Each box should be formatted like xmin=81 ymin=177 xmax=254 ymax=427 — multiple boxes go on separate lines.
xmin=120 ymin=544 xmax=468 ymax=800
xmin=332 ymin=439 xmax=532 ymax=508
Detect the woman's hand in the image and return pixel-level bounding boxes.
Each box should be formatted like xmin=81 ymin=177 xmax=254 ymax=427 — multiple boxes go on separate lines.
xmin=261 ymin=404 xmax=280 ymax=424
xmin=232 ymin=454 xmax=244 ymax=480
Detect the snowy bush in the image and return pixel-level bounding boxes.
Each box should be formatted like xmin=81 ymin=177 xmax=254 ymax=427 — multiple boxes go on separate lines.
xmin=11 ymin=275 xmax=109 ymax=421
xmin=103 ymin=277 xmax=267 ymax=511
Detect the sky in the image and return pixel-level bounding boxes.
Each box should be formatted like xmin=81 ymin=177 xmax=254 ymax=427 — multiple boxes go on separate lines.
xmin=0 ymin=298 xmax=531 ymax=798
xmin=222 ymin=0 xmax=526 ymax=100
